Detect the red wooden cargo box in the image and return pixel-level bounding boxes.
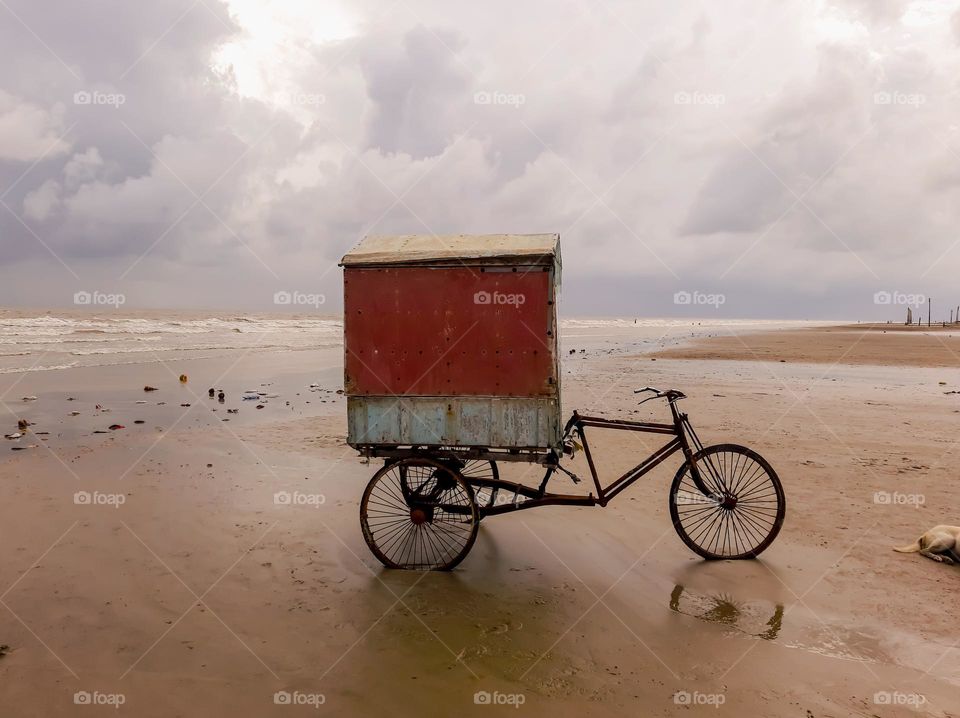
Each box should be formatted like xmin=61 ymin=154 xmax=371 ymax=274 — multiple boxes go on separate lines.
xmin=340 ymin=234 xmax=562 ymax=451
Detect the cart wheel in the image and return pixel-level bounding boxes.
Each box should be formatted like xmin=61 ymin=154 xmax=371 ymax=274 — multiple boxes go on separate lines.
xmin=458 ymin=459 xmax=499 ymax=511
xmin=669 ymin=444 xmax=785 ymax=560
xmin=360 ymin=458 xmax=479 ymax=570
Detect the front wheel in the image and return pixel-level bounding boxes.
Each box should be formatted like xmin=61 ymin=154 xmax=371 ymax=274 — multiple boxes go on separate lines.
xmin=669 ymin=444 xmax=785 ymax=560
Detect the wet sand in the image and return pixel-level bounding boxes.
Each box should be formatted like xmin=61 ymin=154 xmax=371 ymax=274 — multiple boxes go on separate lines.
xmin=1 ymin=326 xmax=959 ymax=716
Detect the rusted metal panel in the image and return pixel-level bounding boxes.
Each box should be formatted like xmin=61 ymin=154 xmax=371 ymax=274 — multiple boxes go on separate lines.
xmin=347 ymin=397 xmax=560 ymax=448
xmin=343 ymin=266 xmax=558 ymax=397
xmin=341 ymin=233 xmax=562 ymax=450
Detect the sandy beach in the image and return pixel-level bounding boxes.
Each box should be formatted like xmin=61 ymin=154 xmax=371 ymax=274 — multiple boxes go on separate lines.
xmin=1 ymin=316 xmax=958 ymax=716
xmin=655 ymin=322 xmax=960 ymax=368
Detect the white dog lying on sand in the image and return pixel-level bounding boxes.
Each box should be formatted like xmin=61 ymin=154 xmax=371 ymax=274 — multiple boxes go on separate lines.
xmin=893 ymin=525 xmax=960 ymax=564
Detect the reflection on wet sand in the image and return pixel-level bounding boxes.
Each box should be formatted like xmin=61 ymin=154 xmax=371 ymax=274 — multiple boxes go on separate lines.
xmin=670 ymin=584 xmax=784 ymax=641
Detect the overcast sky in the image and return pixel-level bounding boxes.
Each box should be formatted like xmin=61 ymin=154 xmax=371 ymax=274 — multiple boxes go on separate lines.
xmin=1 ymin=0 xmax=959 ymax=319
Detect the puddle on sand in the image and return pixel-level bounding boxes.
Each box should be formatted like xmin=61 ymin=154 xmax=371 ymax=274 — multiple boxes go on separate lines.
xmin=669 ymin=584 xmax=889 ymax=664
xmin=670 ymin=584 xmax=784 ymax=641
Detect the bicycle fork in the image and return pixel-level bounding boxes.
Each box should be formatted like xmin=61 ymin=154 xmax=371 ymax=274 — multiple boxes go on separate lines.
xmin=672 ymin=402 xmax=718 ymax=499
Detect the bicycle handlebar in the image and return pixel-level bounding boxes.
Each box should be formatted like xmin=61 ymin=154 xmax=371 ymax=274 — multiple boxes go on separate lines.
xmin=634 ymin=387 xmax=687 ymax=402
xmin=634 ymin=386 xmax=662 ymax=396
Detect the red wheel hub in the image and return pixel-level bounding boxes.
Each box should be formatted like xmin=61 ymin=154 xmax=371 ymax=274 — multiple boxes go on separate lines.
xmin=410 ymin=508 xmax=428 ymax=525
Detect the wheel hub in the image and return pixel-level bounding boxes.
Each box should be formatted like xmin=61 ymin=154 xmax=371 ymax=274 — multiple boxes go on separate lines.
xmin=410 ymin=507 xmax=429 ymax=525
xmin=720 ymin=494 xmax=738 ymax=510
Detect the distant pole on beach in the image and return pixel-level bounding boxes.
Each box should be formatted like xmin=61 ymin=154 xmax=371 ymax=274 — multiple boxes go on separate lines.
xmin=928 ymin=298 xmax=931 ymax=327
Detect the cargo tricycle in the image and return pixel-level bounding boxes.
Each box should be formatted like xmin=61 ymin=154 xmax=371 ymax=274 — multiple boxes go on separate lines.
xmin=340 ymin=234 xmax=785 ymax=570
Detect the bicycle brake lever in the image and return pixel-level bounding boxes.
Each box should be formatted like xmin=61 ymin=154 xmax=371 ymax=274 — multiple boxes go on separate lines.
xmin=556 ymin=463 xmax=582 ymax=484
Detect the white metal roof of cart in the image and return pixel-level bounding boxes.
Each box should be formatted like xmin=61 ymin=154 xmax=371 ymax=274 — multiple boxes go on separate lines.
xmin=340 ymin=233 xmax=561 ymax=267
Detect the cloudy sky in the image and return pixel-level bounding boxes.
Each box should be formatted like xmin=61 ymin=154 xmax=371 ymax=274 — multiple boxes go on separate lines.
xmin=1 ymin=0 xmax=959 ymax=319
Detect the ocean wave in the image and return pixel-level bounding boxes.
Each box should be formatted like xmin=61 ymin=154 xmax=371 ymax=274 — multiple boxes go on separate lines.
xmin=0 ymin=317 xmax=341 ymax=334
xmin=68 ymin=342 xmax=308 ymax=355
xmin=0 ymin=361 xmax=78 ymax=374
xmin=0 ymin=314 xmax=342 ymax=371
xmin=1 ymin=341 xmax=341 ymax=373
xmin=74 ymin=340 xmax=340 ymax=354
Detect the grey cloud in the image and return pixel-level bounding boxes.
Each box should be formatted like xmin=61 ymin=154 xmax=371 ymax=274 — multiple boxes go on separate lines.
xmin=22 ymin=179 xmax=61 ymax=221
xmin=681 ymin=49 xmax=868 ymax=237
xmin=0 ymin=90 xmax=70 ymax=161
xmin=681 ymin=147 xmax=792 ymax=236
xmin=360 ymin=26 xmax=473 ymax=159
xmin=832 ymin=0 xmax=909 ymax=25
xmin=63 ymin=147 xmax=105 ymax=189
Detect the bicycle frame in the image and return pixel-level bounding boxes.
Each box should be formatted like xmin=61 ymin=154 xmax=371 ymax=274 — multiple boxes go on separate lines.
xmin=475 ymin=397 xmax=712 ymax=517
